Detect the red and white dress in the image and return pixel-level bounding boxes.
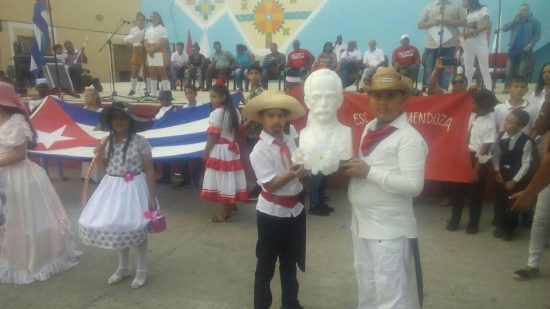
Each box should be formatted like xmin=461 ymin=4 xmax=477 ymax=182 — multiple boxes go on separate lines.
xmin=201 ymin=107 xmax=248 ymax=204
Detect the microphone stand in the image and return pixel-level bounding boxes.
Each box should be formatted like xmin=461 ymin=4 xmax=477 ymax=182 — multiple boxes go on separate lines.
xmin=491 ymin=0 xmax=502 ymax=92
xmin=437 ymin=0 xmax=446 ymax=58
xmin=99 ymin=20 xmax=133 ymax=101
xmin=137 ymin=19 xmax=157 ymax=102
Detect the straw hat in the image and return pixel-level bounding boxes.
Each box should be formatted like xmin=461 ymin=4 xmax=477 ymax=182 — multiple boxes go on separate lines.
xmin=242 ymin=91 xmax=305 ymax=122
xmin=367 ymin=67 xmax=413 ymax=96
xmin=0 ymin=81 xmax=29 ymax=115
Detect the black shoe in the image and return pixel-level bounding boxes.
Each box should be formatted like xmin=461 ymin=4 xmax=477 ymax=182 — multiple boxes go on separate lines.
xmin=156 ymin=177 xmax=171 ymax=184
xmin=128 ymin=90 xmax=136 ymax=96
xmin=177 ymin=179 xmax=192 ymax=188
xmin=309 ymin=207 xmax=331 ymax=216
xmin=446 ymin=221 xmax=459 ymax=231
xmin=493 ymin=228 xmax=503 ymax=239
xmin=321 ymin=204 xmax=334 ymax=212
xmin=512 ymin=267 xmax=540 ymax=281
xmin=280 ymin=305 xmax=304 ymax=309
xmin=465 ymin=225 xmax=479 ymax=235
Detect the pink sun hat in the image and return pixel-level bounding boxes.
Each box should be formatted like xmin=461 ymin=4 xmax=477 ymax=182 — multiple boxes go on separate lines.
xmin=0 ymin=81 xmax=29 ymax=115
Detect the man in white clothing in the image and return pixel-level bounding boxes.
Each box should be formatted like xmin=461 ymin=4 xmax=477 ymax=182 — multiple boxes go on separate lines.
xmin=169 ymin=42 xmax=189 ymax=90
xmin=361 ymin=40 xmax=386 ymax=86
xmin=342 ymin=68 xmax=427 ymax=309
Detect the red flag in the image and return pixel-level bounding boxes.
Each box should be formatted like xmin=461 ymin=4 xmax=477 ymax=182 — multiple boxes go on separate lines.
xmin=31 ymin=97 xmax=100 ymax=151
xmin=288 ymin=87 xmax=473 ymax=183
xmin=186 ymin=30 xmax=193 ymax=56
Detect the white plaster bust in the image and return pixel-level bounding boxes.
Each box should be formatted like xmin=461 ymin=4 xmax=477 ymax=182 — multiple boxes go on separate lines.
xmin=293 ymin=69 xmax=352 ymax=174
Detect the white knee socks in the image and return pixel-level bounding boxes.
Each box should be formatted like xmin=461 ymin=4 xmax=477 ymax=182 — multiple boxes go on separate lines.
xmin=150 ymin=80 xmax=158 ymax=97
xmin=161 ymin=79 xmax=171 ymax=91
xmin=131 ymin=78 xmax=138 ymax=91
xmin=131 ymin=238 xmax=148 ymax=288
xmin=107 ymin=248 xmax=130 ymax=284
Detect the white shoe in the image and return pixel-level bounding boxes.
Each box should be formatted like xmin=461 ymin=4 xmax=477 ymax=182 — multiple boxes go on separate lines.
xmin=130 ymin=270 xmax=148 ymax=289
xmin=107 ymin=268 xmax=130 ymax=285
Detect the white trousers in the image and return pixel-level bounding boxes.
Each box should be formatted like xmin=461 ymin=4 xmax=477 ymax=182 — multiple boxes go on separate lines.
xmin=528 ymin=185 xmax=550 ymax=268
xmin=462 ymin=36 xmax=492 ymax=89
xmin=352 ymin=232 xmax=420 ymax=309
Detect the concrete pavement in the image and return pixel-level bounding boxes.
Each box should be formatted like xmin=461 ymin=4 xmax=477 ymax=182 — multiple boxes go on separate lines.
xmin=1 ymin=168 xmax=549 ymax=309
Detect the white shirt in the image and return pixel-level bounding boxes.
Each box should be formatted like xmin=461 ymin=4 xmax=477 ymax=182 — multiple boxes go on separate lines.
xmin=145 ymin=24 xmax=168 ymax=44
xmin=348 ymin=113 xmax=428 ymax=240
xmin=340 ymin=49 xmax=362 ymax=63
xmin=363 ymin=48 xmax=385 ymax=68
xmin=250 ymin=131 xmax=304 ymax=218
xmin=154 ymin=105 xmax=174 ymax=120
xmin=492 ymin=131 xmax=532 ymax=182
xmin=529 ymin=87 xmax=548 ymax=113
xmin=124 ymin=26 xmax=145 ymax=47
xmin=171 ymin=51 xmax=189 ymax=66
xmin=494 ymin=100 xmax=538 ymax=135
xmin=466 ymin=7 xmax=489 ymax=40
xmin=468 ymin=113 xmax=496 ymax=153
xmin=334 ymin=43 xmax=345 ymax=62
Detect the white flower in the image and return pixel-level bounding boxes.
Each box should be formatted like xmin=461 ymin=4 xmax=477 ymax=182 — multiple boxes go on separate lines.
xmin=303 ymin=143 xmax=340 ymax=175
xmin=291 ymin=147 xmax=306 ymax=166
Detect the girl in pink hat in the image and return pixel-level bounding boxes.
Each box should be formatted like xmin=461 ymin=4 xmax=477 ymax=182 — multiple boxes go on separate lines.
xmin=0 ymin=81 xmax=80 ymax=284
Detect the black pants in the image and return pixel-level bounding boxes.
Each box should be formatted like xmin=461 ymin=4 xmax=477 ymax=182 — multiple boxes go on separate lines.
xmin=309 ymin=173 xmax=328 ymax=210
xmin=254 ymin=211 xmax=306 ymax=309
xmin=449 ymin=156 xmax=489 ymax=227
xmin=494 ymin=179 xmax=528 ymax=236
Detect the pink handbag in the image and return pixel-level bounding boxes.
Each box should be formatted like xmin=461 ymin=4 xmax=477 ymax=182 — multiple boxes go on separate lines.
xmin=149 ymin=210 xmax=166 ymax=233
xmin=145 ymin=203 xmax=166 ymax=233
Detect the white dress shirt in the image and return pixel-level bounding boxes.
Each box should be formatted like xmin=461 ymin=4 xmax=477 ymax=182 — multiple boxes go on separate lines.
xmin=250 ymin=131 xmax=304 ymax=218
xmin=340 ymin=49 xmax=362 ymax=63
xmin=492 ymin=131 xmax=532 ymax=182
xmin=154 ymin=105 xmax=173 ymax=120
xmin=334 ymin=43 xmax=345 ymax=62
xmin=494 ymin=100 xmax=538 ymax=135
xmin=468 ymin=113 xmax=496 ymax=154
xmin=171 ymin=51 xmax=189 ymax=66
xmin=363 ymin=48 xmax=385 ymax=68
xmin=124 ymin=26 xmax=145 ymax=47
xmin=145 ymin=24 xmax=168 ymax=44
xmin=348 ymin=113 xmax=428 ymax=240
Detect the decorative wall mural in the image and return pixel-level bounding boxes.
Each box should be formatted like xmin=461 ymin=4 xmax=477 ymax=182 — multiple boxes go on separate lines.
xmin=174 ymin=0 xmax=327 ymax=52
xmin=228 ymin=0 xmax=327 ymax=49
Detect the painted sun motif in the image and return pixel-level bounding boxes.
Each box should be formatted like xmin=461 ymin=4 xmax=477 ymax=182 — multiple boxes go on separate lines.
xmin=254 ymin=0 xmax=285 ymax=35
xmin=195 ymin=0 xmax=216 ymax=20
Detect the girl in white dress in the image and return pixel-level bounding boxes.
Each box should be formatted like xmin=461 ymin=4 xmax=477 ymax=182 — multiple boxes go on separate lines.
xmin=81 ymin=87 xmax=105 ymax=183
xmin=0 ymin=81 xmax=80 ymax=284
xmin=79 ymin=102 xmax=157 ymax=288
xmin=201 ymin=85 xmax=248 ymax=222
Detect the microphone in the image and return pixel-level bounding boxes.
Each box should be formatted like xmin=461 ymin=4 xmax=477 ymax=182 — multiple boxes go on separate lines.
xmin=121 ymin=19 xmax=131 ymax=24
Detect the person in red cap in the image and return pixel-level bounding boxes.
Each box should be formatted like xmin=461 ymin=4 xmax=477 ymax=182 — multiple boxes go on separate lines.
xmin=0 ymin=81 xmax=80 ymax=284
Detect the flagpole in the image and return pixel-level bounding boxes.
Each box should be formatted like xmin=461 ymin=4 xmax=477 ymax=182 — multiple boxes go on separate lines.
xmin=46 ymin=0 xmax=61 ymax=97
xmin=491 ymin=0 xmax=502 ymax=92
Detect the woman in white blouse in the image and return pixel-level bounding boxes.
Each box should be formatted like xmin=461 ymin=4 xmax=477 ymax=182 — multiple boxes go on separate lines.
xmin=145 ymin=11 xmax=170 ymax=97
xmin=461 ymin=0 xmax=492 ymax=89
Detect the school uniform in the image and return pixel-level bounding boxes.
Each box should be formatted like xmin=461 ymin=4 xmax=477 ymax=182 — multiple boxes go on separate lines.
xmin=250 ymin=131 xmax=306 ymax=309
xmin=449 ymin=113 xmax=496 ymax=229
xmin=494 ymin=100 xmax=538 ymax=135
xmin=493 ymin=131 xmax=533 ymax=237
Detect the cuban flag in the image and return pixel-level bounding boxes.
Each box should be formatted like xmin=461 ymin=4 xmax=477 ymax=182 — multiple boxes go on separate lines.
xmin=28 ymin=94 xmax=242 ymax=161
xmin=30 ymin=0 xmax=50 ymax=78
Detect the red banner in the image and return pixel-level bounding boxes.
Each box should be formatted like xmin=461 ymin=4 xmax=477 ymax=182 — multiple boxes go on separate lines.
xmin=288 ymin=87 xmax=473 ymax=183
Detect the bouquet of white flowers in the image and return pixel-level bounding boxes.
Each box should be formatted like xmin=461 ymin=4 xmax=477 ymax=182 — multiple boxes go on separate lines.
xmin=293 ymin=142 xmax=340 ymax=176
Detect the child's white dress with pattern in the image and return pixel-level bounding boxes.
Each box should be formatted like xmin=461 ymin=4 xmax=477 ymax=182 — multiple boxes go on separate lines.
xmin=0 ymin=114 xmax=80 ymax=284
xmin=79 ymin=134 xmax=152 ymax=249
xmin=201 ymin=107 xmax=248 ymax=204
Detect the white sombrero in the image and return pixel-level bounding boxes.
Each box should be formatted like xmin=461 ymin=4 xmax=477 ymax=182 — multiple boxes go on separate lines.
xmin=242 ymin=91 xmax=305 ymax=122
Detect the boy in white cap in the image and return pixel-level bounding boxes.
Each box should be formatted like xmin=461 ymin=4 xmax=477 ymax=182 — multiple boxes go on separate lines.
xmin=243 ymin=91 xmax=307 ymax=309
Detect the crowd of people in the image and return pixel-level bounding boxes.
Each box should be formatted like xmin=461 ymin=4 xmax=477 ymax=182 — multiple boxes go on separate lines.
xmin=0 ymin=1 xmax=548 ymax=309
